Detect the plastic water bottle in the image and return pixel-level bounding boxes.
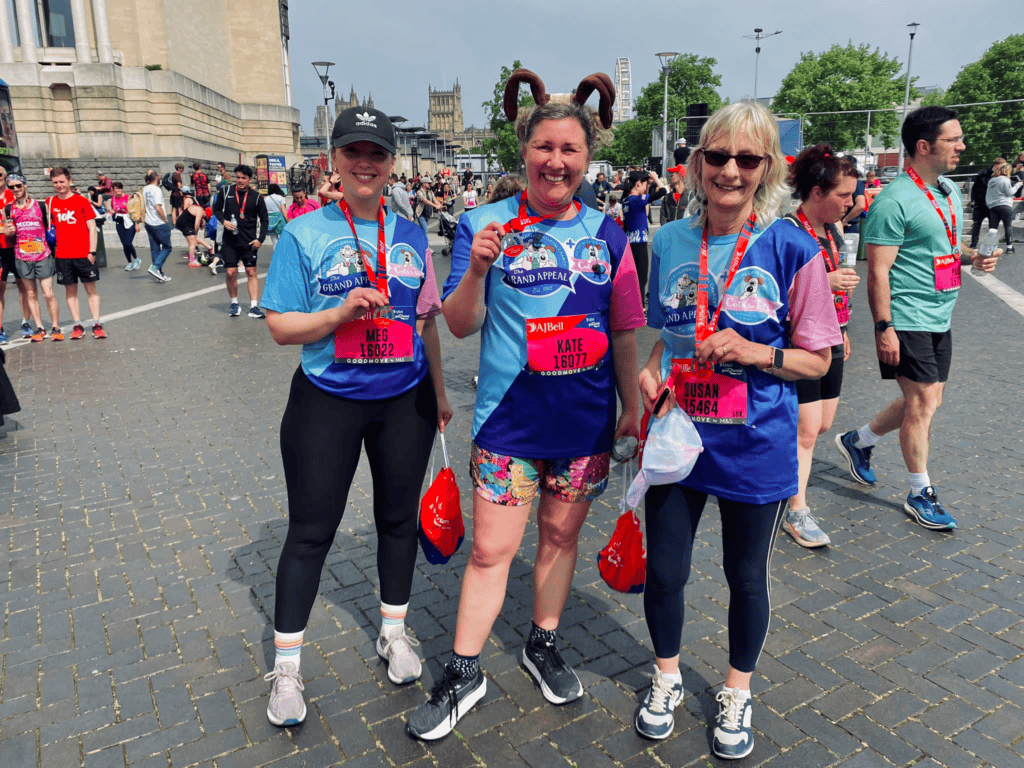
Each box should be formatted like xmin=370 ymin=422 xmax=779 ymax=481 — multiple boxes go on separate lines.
xmin=230 ymin=215 xmax=238 ymax=229
xmin=611 ymin=436 xmax=638 ymax=462
xmin=974 ymin=228 xmax=998 ymax=276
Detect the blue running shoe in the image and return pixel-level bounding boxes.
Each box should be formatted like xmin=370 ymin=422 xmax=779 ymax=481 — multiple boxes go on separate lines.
xmin=20 ymin=321 xmax=32 ymax=338
xmin=835 ymin=431 xmax=876 ymax=485
xmin=904 ymin=486 xmax=957 ymax=530
xmin=635 ymin=665 xmax=684 ymax=740
xmin=0 ymin=328 xmax=7 ymax=344
xmin=713 ymin=688 xmax=754 ymax=760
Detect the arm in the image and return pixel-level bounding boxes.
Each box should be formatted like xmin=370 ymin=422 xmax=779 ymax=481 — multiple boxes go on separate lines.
xmin=254 ymin=197 xmax=268 ymax=247
xmin=319 ymin=172 xmax=344 ymax=201
xmin=441 ymin=221 xmax=502 ymax=338
xmin=155 ymin=202 xmax=167 ymax=223
xmin=867 ymin=243 xmax=899 ymax=366
xmin=417 ymin=315 xmax=453 ymax=432
xmin=841 ymin=193 xmax=866 ymax=228
xmin=265 ymin=287 xmax=388 ymax=345
xmin=87 ymin=218 xmax=98 ymax=261
xmin=696 ymin=327 xmax=831 ymax=381
xmin=638 ymin=339 xmax=673 ymax=416
xmin=611 ymin=329 xmax=640 ymax=445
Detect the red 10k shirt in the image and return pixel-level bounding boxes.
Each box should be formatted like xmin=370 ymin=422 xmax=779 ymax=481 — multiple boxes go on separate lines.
xmin=48 ymin=194 xmax=96 ymax=259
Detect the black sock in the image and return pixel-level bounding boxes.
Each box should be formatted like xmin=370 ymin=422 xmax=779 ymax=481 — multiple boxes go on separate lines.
xmin=529 ymin=623 xmax=557 ymax=646
xmin=449 ymin=652 xmax=479 ymax=678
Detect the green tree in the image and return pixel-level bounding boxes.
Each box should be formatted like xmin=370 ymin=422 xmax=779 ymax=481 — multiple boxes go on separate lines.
xmin=940 ymin=34 xmax=1024 ymax=166
xmin=480 ymin=60 xmax=534 ymax=172
xmin=596 ymin=54 xmax=724 ymax=166
xmin=773 ymin=42 xmax=913 ymax=152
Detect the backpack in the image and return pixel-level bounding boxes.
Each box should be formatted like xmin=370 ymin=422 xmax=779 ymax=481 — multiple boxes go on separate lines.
xmin=161 ymin=172 xmax=174 ymax=191
xmin=971 ymin=170 xmax=992 ymax=209
xmin=127 ymin=190 xmax=145 ymax=223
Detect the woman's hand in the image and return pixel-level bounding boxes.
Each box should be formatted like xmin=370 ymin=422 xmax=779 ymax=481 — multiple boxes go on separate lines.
xmin=828 ymin=268 xmax=860 ymax=292
xmin=613 ymin=408 xmax=640 ymax=445
xmin=437 ymin=392 xmax=453 ymax=433
xmin=694 ymin=328 xmax=767 ymax=368
xmin=639 ymin=366 xmax=675 ymax=417
xmin=339 ymin=287 xmax=388 ymax=325
xmin=469 ymin=221 xmax=505 ymax=278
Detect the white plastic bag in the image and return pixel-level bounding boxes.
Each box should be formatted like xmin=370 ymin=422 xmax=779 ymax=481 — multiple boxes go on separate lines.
xmin=626 ymin=408 xmax=703 ymax=507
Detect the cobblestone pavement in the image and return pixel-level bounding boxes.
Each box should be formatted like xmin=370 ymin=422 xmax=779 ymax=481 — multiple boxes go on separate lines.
xmin=1 ymin=226 xmax=1022 ymax=768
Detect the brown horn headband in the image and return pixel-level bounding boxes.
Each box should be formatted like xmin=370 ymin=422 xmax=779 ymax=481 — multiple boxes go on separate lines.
xmin=573 ymin=73 xmax=616 ymax=129
xmin=504 ymin=69 xmax=549 ymax=122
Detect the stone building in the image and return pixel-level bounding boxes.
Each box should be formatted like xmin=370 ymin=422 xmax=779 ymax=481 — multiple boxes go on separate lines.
xmin=0 ymin=0 xmax=300 ymax=181
xmin=427 ymin=81 xmax=463 ymax=135
xmin=334 ymin=86 xmax=374 ymax=119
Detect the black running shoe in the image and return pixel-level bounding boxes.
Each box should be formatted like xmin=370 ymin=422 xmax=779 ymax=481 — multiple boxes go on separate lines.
xmin=406 ymin=664 xmax=486 ymax=741
xmin=521 ymin=637 xmax=583 ymax=704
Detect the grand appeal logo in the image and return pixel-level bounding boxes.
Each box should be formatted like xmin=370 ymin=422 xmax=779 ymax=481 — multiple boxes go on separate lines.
xmin=316 ymin=237 xmax=370 ymax=296
xmin=659 ymin=264 xmax=715 ymax=337
xmin=500 ymin=231 xmax=574 ymax=297
xmin=721 ymin=266 xmax=783 ymax=325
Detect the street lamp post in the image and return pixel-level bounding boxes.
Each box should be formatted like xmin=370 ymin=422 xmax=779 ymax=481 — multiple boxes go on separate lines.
xmin=656 ymin=52 xmax=679 ymax=175
xmin=743 ymin=28 xmax=782 ymax=101
xmin=312 ymin=61 xmax=336 ymax=146
xmin=896 ymin=22 xmax=920 ymax=173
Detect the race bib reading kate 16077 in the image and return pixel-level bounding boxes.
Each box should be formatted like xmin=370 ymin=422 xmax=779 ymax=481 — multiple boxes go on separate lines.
xmin=525 ymin=314 xmax=608 ymax=375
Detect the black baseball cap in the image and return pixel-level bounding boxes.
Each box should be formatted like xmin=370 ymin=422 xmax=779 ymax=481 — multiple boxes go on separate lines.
xmin=331 ymin=107 xmax=396 ymax=154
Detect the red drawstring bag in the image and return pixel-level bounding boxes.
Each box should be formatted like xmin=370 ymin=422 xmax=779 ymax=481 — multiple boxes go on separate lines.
xmin=598 ymin=461 xmax=647 ymax=593
xmin=419 ymin=432 xmax=465 ymax=565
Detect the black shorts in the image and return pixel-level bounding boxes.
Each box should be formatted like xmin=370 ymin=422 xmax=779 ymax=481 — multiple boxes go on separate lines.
xmin=221 ymin=243 xmax=258 ymax=269
xmin=55 ymin=257 xmax=100 ymax=285
xmin=197 ymin=195 xmax=210 ymax=208
xmin=178 ymin=226 xmax=197 ymax=238
xmin=879 ymin=329 xmax=952 ymax=383
xmin=796 ymin=350 xmax=844 ymax=404
xmin=0 ymin=248 xmax=15 ymax=282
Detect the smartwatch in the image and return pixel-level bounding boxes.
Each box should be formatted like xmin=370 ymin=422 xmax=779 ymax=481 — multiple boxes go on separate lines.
xmin=874 ymin=320 xmax=895 ymax=334
xmin=765 ymin=347 xmax=784 ymax=372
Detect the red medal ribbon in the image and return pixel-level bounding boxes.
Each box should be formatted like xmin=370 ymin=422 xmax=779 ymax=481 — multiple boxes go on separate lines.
xmin=906 ymin=167 xmax=958 ymax=251
xmin=504 ymin=192 xmax=582 ymax=233
xmin=234 ymin=187 xmax=249 ymax=220
xmin=795 ymin=208 xmax=841 ymax=271
xmin=695 ymin=211 xmax=759 ymax=349
xmin=339 ymin=198 xmax=388 ymax=302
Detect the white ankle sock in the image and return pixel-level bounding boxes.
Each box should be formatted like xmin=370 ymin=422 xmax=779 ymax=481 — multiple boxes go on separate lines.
xmin=854 ymin=424 xmax=882 ymax=448
xmin=909 ymin=472 xmax=930 ymax=496
xmin=273 ymin=629 xmax=304 ymax=672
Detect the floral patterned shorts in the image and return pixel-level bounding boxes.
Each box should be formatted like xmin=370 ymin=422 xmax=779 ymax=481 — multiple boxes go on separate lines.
xmin=470 ymin=443 xmax=610 ymax=506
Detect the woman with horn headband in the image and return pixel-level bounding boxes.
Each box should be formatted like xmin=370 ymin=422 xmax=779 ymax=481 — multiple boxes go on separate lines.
xmin=407 ymin=70 xmax=645 ymax=741
xmin=636 ymin=101 xmax=841 ymax=758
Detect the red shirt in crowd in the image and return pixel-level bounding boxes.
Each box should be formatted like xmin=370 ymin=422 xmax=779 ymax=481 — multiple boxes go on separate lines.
xmin=48 ymin=193 xmax=96 ymax=259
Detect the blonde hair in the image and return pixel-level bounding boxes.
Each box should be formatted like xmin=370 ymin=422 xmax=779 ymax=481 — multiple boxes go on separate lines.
xmin=685 ymin=101 xmax=788 ymax=231
xmin=993 ymin=162 xmax=1010 ymax=178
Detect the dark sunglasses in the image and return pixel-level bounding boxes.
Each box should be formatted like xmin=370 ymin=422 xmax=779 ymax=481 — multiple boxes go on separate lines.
xmin=7 ymin=183 xmax=23 ymax=189
xmin=701 ymin=149 xmax=766 ymax=170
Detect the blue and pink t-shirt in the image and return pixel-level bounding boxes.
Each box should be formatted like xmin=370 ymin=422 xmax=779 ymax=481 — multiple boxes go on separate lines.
xmin=648 ymin=216 xmax=842 ymax=504
xmin=444 ymin=194 xmax=646 ymax=459
xmin=262 ymin=204 xmax=441 ymax=400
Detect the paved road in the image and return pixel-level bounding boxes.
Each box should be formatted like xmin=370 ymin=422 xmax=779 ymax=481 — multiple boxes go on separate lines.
xmin=1 ymin=223 xmax=1023 ymax=768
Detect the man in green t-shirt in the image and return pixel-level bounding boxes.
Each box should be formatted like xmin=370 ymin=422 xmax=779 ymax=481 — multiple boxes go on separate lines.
xmin=835 ymin=106 xmax=1001 ymax=531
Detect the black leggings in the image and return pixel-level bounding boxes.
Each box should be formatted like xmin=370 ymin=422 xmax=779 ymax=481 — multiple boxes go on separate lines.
xmin=970 ymin=204 xmax=989 ymax=248
xmin=115 ymin=217 xmax=137 ymax=262
xmin=988 ymin=205 xmax=1014 ymax=246
xmin=643 ymin=484 xmax=785 ymax=673
xmin=274 ymin=368 xmax=437 ymax=632
xmin=631 ymin=240 xmax=650 ymax=307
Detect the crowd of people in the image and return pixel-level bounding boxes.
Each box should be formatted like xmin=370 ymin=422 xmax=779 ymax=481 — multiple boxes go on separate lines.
xmin=0 ymin=88 xmax=1010 ymax=761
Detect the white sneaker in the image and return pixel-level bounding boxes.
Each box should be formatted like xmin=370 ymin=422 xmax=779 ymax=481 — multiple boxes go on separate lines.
xmin=376 ymin=626 xmax=422 ymax=685
xmin=264 ymin=662 xmax=306 ymax=726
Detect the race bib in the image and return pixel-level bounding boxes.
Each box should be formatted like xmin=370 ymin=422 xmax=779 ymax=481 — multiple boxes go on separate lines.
xmin=334 ymin=307 xmax=414 ymax=364
xmin=933 ymin=254 xmax=961 ymax=293
xmin=525 ymin=313 xmax=608 ymax=375
xmin=833 ymin=291 xmax=850 ymax=325
xmin=16 ymin=236 xmax=47 ymax=262
xmin=672 ymin=358 xmax=748 ymax=425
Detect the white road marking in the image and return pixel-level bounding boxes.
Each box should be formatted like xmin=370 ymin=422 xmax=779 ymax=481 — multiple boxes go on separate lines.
xmin=965 ymin=269 xmax=1024 ymax=318
xmin=2 ymin=270 xmax=269 ymax=349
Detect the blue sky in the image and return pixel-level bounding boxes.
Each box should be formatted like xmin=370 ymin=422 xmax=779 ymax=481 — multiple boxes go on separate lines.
xmin=287 ymin=0 xmax=1017 ymax=134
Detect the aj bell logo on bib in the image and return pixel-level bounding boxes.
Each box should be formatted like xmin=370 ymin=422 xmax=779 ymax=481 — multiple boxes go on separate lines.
xmin=355 ymin=112 xmax=377 ymax=128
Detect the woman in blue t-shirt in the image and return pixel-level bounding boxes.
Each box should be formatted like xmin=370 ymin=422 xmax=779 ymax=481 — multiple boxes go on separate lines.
xmin=407 ymin=70 xmax=645 ymax=742
xmin=260 ymin=107 xmax=452 ymax=729
xmin=621 ymin=169 xmax=666 ymax=306
xmin=635 ymin=102 xmax=841 ymax=758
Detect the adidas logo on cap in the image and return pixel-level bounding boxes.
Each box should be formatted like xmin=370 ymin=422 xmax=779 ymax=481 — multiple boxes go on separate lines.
xmin=355 ymin=111 xmax=377 ymax=128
